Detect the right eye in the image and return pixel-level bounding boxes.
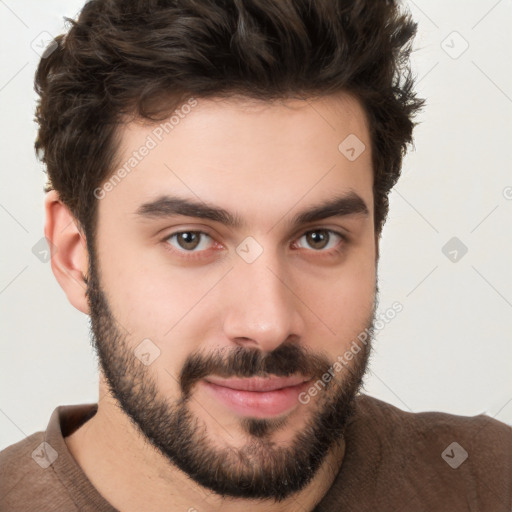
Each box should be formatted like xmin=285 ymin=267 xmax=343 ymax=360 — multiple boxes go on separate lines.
xmin=164 ymin=231 xmax=215 ymax=253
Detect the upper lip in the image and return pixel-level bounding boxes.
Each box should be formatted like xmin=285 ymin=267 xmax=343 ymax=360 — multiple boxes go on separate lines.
xmin=204 ymin=375 xmax=310 ymax=392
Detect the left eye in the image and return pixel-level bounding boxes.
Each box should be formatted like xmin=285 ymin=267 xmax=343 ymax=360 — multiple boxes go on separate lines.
xmin=165 ymin=231 xmax=213 ymax=252
xmin=295 ymin=229 xmax=343 ymax=251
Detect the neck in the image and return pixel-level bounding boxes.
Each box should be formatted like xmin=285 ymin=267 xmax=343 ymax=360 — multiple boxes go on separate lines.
xmin=65 ymin=386 xmax=346 ymax=512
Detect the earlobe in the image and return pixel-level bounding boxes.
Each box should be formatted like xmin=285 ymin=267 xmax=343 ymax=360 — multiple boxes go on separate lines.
xmin=44 ymin=190 xmax=90 ymax=315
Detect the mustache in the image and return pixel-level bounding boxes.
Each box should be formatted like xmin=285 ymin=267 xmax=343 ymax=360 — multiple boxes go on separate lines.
xmin=180 ymin=342 xmax=332 ymax=397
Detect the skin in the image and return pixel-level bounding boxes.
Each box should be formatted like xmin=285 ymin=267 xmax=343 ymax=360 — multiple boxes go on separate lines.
xmin=45 ymin=93 xmax=378 ymax=511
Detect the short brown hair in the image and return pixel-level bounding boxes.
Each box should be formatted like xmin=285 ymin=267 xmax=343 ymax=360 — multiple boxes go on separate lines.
xmin=34 ymin=0 xmax=424 ymax=240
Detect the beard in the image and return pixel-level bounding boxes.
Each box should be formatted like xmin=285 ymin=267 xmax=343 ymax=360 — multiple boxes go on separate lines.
xmin=85 ymin=253 xmax=376 ymax=501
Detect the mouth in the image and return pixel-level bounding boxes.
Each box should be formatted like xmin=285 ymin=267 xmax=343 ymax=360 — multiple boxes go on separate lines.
xmin=201 ymin=375 xmax=312 ymax=418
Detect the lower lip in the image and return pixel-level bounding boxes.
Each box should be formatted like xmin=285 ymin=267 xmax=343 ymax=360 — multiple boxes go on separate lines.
xmin=202 ymin=380 xmax=311 ymax=418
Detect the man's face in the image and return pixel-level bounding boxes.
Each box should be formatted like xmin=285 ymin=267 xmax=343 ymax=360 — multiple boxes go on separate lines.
xmin=87 ymin=94 xmax=377 ymax=500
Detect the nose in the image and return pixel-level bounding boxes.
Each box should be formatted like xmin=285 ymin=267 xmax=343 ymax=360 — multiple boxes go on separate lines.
xmin=222 ymin=253 xmax=305 ymax=353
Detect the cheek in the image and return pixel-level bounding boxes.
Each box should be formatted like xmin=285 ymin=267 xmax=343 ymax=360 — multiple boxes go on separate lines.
xmin=96 ymin=253 xmax=214 ymax=388
xmin=294 ymin=251 xmax=376 ymax=355
xmin=97 ymin=231 xmax=182 ymax=319
xmin=98 ymin=243 xmax=224 ymax=356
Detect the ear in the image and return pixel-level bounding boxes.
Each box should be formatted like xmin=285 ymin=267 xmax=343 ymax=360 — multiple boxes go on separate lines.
xmin=44 ymin=190 xmax=90 ymax=314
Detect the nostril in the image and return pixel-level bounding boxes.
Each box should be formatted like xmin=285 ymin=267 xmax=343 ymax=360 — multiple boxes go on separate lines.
xmin=232 ymin=337 xmax=259 ymax=348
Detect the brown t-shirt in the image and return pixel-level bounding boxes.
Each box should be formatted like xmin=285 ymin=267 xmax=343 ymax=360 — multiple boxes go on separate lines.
xmin=1 ymin=394 xmax=511 ymax=511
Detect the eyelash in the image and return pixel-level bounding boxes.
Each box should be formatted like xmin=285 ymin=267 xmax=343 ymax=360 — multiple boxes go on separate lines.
xmin=161 ymin=229 xmax=348 ymax=259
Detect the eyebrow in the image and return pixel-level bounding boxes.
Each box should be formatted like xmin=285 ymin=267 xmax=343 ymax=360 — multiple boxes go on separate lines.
xmin=134 ymin=191 xmax=369 ymax=230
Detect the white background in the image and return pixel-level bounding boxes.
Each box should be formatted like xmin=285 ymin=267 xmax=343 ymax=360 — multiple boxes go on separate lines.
xmin=1 ymin=0 xmax=511 ymax=451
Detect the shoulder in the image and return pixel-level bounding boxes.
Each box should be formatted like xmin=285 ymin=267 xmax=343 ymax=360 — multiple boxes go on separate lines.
xmin=354 ymin=393 xmax=512 ymax=453
xmin=0 ymin=429 xmax=46 ymax=477
xmin=355 ymin=392 xmax=511 ymax=434
xmin=0 ymin=404 xmax=94 ymax=512
xmin=0 ymin=430 xmax=61 ymax=511
xmin=319 ymin=394 xmax=512 ymax=511
xmin=351 ymin=394 xmax=512 ymax=474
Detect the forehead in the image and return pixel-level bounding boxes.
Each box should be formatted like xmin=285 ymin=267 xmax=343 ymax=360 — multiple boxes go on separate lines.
xmin=99 ymin=94 xmax=373 ymax=230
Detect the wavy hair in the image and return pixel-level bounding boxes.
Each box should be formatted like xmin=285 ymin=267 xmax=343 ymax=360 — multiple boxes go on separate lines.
xmin=34 ymin=0 xmax=425 ymax=239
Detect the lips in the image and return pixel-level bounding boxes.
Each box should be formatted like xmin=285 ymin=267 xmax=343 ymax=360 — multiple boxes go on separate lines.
xmin=201 ymin=375 xmax=312 ymax=418
xmin=204 ymin=375 xmax=310 ymax=392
